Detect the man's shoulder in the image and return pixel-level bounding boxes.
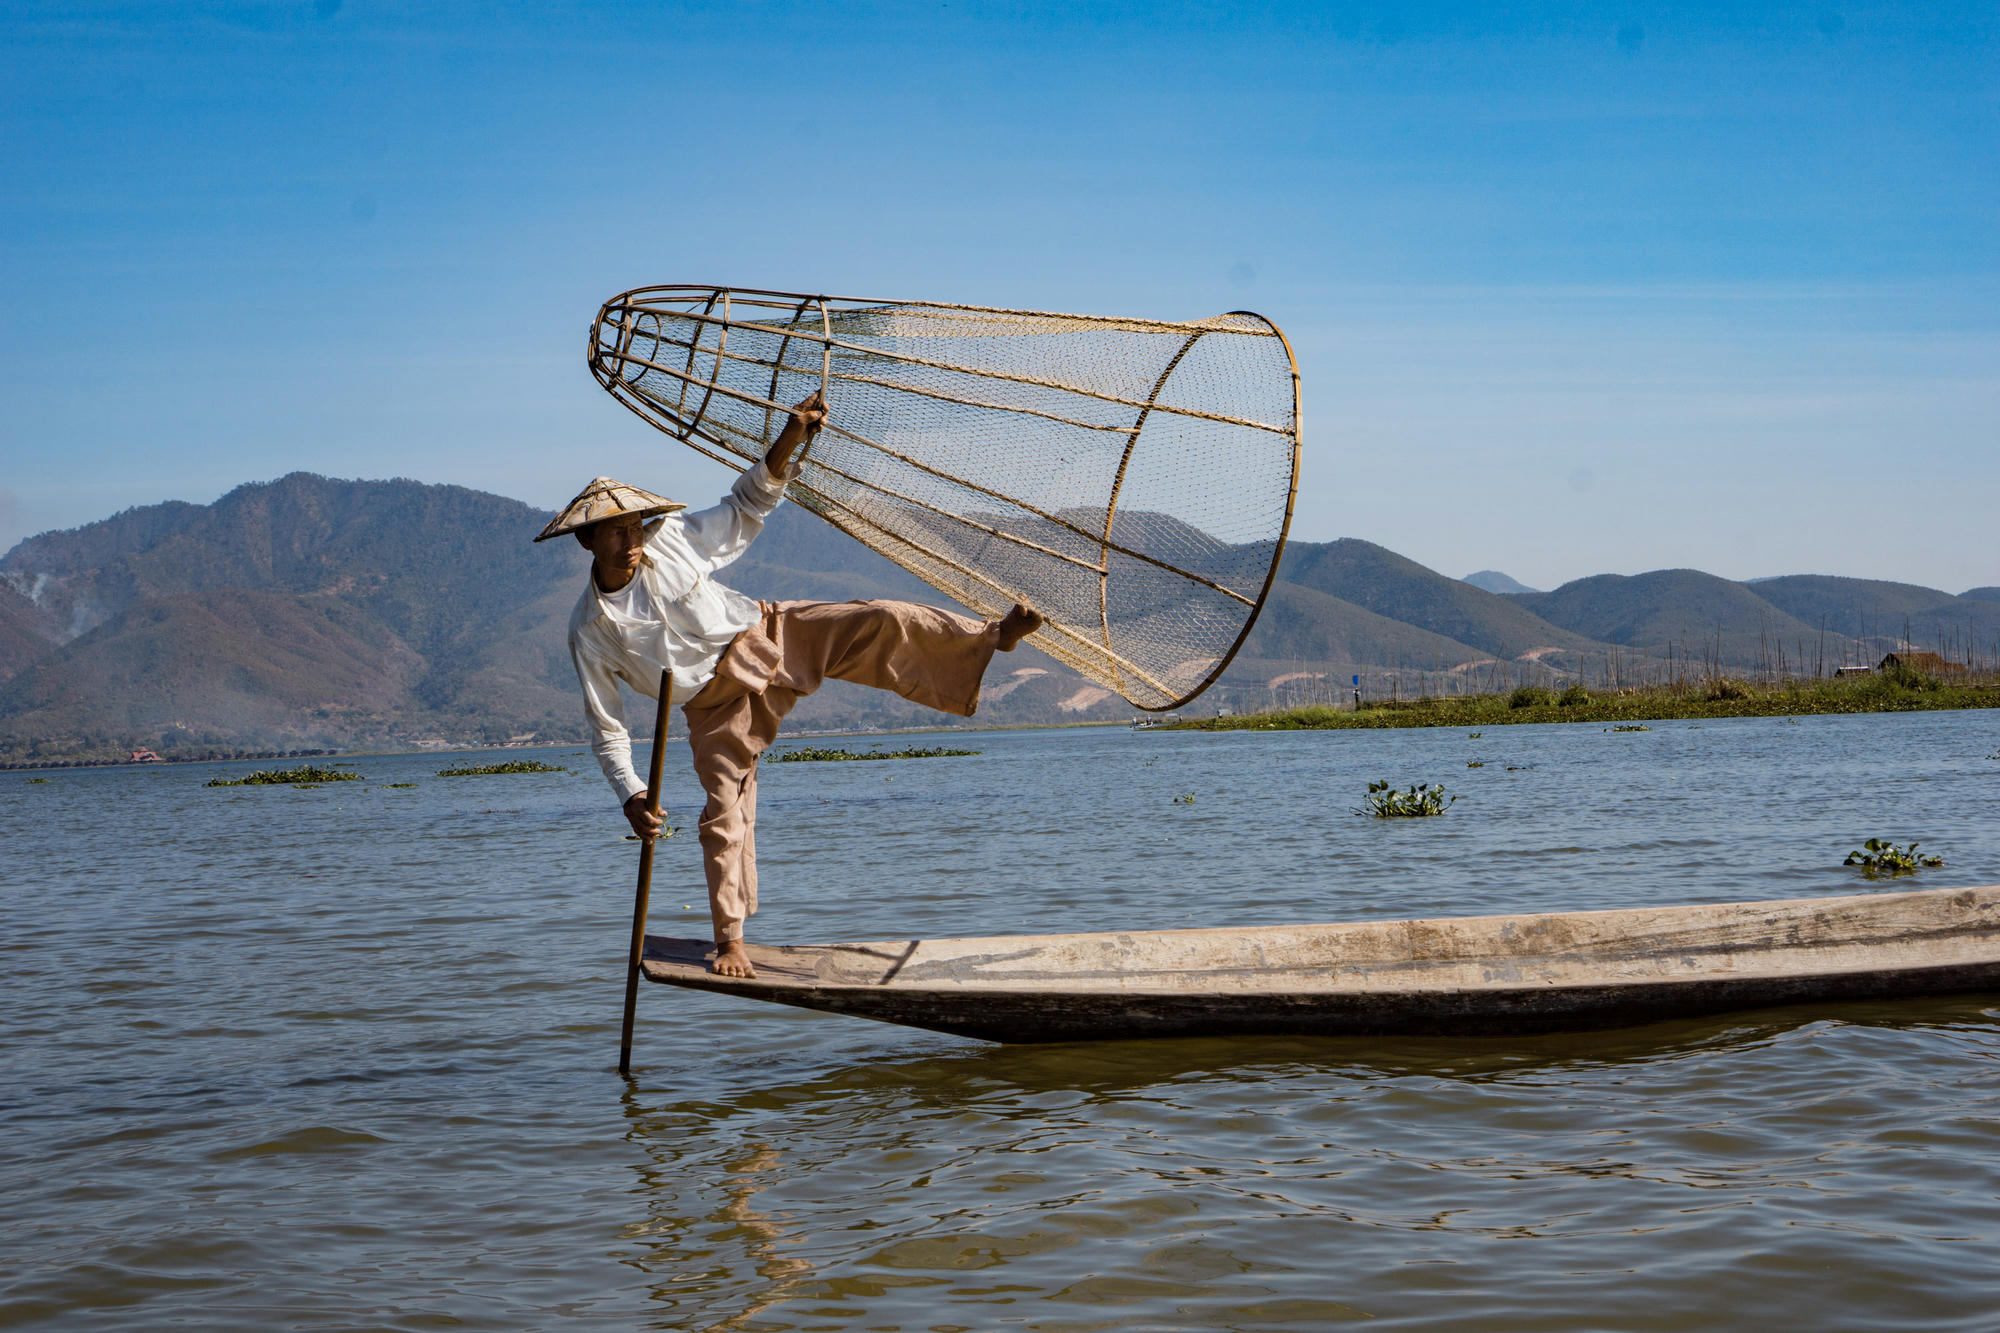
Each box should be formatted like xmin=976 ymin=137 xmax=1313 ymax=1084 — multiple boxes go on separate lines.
xmin=644 ymin=511 xmax=695 ymax=552
xmin=566 ymin=576 xmax=603 ymax=639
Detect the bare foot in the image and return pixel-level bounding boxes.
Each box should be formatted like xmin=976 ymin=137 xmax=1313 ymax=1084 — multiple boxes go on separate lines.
xmin=996 ymin=602 xmax=1043 ymax=652
xmin=712 ymin=939 xmax=758 ymax=979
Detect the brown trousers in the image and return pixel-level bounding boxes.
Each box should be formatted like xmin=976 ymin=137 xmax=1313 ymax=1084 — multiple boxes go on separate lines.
xmin=681 ymin=599 xmax=999 ymax=943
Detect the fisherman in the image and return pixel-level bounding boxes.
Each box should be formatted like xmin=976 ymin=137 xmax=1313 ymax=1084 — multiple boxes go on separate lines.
xmin=537 ymin=392 xmax=1042 ymax=979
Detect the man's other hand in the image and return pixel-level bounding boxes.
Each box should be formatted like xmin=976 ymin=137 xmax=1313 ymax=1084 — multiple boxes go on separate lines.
xmin=765 ymin=390 xmax=826 ymax=474
xmin=623 ymin=791 xmax=662 ymax=839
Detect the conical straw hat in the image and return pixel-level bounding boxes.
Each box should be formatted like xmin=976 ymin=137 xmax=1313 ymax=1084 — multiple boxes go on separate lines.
xmin=534 ymin=476 xmax=686 ymax=542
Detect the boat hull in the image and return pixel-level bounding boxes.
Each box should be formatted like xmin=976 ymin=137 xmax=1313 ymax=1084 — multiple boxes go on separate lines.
xmin=639 ymin=884 xmax=2000 ymax=1043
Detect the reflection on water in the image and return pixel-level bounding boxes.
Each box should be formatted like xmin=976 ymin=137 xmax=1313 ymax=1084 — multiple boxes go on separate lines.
xmin=611 ymin=996 xmax=2000 ymax=1331
xmin=4 ymin=711 xmax=2000 ymax=1329
xmin=619 ymin=1082 xmax=816 ymax=1333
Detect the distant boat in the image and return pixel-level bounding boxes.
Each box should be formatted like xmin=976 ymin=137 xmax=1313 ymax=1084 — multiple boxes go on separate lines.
xmin=640 ymin=885 xmax=2000 ymax=1043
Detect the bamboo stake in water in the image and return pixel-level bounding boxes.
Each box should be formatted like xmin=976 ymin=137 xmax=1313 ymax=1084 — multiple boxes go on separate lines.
xmin=618 ymin=669 xmax=673 ymax=1076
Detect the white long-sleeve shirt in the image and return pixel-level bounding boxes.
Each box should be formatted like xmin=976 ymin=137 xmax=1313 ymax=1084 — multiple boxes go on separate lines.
xmin=568 ymin=460 xmax=794 ymax=802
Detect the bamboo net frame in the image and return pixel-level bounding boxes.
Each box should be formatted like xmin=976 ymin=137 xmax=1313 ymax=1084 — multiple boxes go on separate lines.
xmin=587 ymin=285 xmax=1302 ymax=711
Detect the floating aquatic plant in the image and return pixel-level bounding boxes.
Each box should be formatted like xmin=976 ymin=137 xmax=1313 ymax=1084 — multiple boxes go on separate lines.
xmin=436 ymin=760 xmax=570 ymax=777
xmin=207 ymin=765 xmax=360 ymax=787
xmin=1173 ymin=791 xmax=1196 ymax=804
xmin=1844 ymin=839 xmax=1943 ymax=876
xmin=774 ymin=745 xmax=979 ymax=762
xmin=25 ymin=777 xmax=49 ymax=784
xmin=1607 ymin=724 xmax=1652 ymax=732
xmin=1357 ymin=780 xmax=1456 ymax=818
xmin=1466 ymin=760 xmax=1485 ymax=768
xmin=385 ymin=782 xmax=418 ymax=789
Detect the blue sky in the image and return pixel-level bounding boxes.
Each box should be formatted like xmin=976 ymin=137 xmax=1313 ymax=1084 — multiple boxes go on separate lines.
xmin=3 ymin=1 xmax=1995 ymax=592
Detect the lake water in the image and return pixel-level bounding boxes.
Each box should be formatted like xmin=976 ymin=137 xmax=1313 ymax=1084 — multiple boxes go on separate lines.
xmin=5 ymin=710 xmax=2000 ymax=1330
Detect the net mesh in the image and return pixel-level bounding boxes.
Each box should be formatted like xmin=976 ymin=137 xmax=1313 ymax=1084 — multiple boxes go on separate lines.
xmin=587 ymin=285 xmax=1301 ymax=710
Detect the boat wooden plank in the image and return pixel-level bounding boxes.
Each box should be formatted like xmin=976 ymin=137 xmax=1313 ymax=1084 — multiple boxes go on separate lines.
xmin=638 ymin=884 xmax=2000 ymax=1042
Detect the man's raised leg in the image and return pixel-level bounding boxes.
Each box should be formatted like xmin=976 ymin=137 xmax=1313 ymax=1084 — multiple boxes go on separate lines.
xmin=763 ymin=599 xmax=1030 ymax=714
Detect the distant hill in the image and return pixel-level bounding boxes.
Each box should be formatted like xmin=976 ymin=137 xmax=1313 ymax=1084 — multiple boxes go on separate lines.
xmin=1744 ymin=575 xmax=2000 ymax=665
xmin=1277 ymin=540 xmax=1596 ymax=663
xmin=1966 ymin=588 xmax=2000 ymax=604
xmin=0 ymin=590 xmax=426 ymax=740
xmin=1511 ymin=569 xmax=1829 ymax=668
xmin=1750 ymin=574 xmax=1969 ymax=628
xmin=1462 ymin=569 xmax=1538 ymax=595
xmin=0 ymin=580 xmax=61 ymax=680
xmin=1234 ymin=580 xmax=1490 ymax=669
xmin=0 ymin=475 xmax=590 ymax=756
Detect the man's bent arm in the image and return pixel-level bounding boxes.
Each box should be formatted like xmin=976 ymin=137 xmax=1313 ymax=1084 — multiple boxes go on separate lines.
xmin=671 ymin=458 xmax=799 ymax=574
xmin=670 ymin=393 xmax=817 ymax=573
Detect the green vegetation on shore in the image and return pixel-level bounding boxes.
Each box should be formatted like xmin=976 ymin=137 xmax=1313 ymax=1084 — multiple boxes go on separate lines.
xmin=1166 ymin=670 xmax=1999 ymax=733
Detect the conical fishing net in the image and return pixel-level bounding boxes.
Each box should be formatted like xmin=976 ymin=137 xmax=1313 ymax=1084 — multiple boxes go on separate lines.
xmin=587 ymin=285 xmax=1301 ymax=710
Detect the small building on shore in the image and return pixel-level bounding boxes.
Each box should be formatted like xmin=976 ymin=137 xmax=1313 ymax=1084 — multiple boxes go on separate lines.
xmin=1878 ymin=651 xmax=1965 ymax=676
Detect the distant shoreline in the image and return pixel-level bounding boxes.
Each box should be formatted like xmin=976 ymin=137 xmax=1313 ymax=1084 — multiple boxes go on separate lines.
xmin=1 ymin=720 xmax=1129 ymax=774
xmin=0 ymin=748 xmax=337 ymax=773
xmin=1161 ymin=672 xmax=2000 ymax=733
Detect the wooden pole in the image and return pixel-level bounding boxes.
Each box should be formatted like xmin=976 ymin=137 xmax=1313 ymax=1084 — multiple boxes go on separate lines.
xmin=618 ymin=669 xmax=673 ymax=1076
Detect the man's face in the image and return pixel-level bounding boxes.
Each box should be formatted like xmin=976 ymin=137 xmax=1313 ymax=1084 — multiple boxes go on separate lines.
xmin=584 ymin=513 xmax=648 ymax=589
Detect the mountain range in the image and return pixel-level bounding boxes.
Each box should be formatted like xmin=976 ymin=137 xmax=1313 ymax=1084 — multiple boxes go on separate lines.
xmin=2 ymin=472 xmax=1994 ymax=762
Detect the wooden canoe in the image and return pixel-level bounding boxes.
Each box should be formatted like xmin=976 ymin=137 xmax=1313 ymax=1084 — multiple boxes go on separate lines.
xmin=639 ymin=884 xmax=2000 ymax=1043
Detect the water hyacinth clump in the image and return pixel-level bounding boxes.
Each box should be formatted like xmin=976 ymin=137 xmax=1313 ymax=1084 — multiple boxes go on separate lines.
xmin=207 ymin=766 xmax=360 ymax=787
xmin=1358 ymin=780 xmax=1456 ymax=818
xmin=773 ymin=745 xmax=980 ymax=762
xmin=436 ymin=760 xmax=570 ymax=777
xmin=1844 ymin=838 xmax=1944 ymax=876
